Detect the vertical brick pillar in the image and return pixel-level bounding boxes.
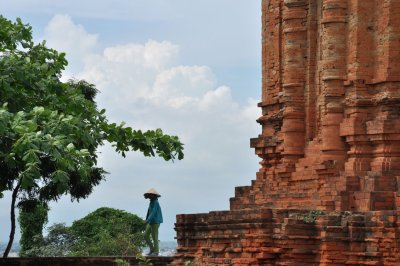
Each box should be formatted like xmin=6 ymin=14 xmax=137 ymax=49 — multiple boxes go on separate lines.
xmin=252 ymin=0 xmax=285 ymax=173
xmin=305 ymin=0 xmax=319 ymax=141
xmin=280 ymin=0 xmax=308 ymax=163
xmin=318 ymin=0 xmax=347 ymax=159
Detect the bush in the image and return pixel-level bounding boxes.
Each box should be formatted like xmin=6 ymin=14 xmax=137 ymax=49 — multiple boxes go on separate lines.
xmin=22 ymin=207 xmax=146 ymax=256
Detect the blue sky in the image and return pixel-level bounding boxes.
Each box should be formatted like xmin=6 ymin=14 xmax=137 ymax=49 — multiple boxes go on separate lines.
xmin=0 ymin=0 xmax=262 ymax=242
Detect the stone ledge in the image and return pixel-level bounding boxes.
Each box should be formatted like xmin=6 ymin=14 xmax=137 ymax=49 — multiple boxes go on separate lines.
xmin=0 ymin=256 xmax=173 ymax=266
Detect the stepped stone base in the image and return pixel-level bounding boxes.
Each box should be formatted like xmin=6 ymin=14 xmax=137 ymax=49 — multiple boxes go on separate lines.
xmin=174 ymin=209 xmax=400 ymax=265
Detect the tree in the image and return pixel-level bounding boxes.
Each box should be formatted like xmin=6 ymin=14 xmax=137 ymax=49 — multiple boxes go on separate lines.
xmin=0 ymin=16 xmax=184 ymax=257
xmin=22 ymin=207 xmax=146 ymax=257
xmin=18 ymin=200 xmax=49 ymax=256
xmin=22 ymin=223 xmax=76 ymax=257
xmin=69 ymin=207 xmax=146 ymax=256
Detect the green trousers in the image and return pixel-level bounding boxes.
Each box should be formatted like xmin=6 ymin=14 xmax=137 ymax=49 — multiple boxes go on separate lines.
xmin=144 ymin=223 xmax=160 ymax=254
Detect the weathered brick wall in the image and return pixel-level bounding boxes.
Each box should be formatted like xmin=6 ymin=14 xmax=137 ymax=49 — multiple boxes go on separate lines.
xmin=174 ymin=0 xmax=400 ymax=265
xmin=175 ymin=209 xmax=400 ymax=265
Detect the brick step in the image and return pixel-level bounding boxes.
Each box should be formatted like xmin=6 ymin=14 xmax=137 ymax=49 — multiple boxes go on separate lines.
xmin=230 ymin=196 xmax=255 ymax=210
xmin=291 ymin=169 xmax=319 ymax=180
xmin=343 ymin=191 xmax=397 ymax=211
xmin=231 ymin=174 xmax=400 ymax=211
xmin=233 ymin=185 xmax=252 ymax=197
xmin=232 ymin=179 xmax=269 ymax=201
xmin=230 ymin=173 xmax=326 ymax=210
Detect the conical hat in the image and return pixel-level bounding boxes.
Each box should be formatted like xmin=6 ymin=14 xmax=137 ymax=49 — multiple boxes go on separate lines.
xmin=144 ymin=188 xmax=161 ymax=197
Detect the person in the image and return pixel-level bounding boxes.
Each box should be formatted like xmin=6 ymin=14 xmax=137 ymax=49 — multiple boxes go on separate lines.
xmin=143 ymin=188 xmax=163 ymax=256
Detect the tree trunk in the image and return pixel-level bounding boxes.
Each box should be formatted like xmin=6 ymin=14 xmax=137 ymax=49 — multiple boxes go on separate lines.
xmin=3 ymin=180 xmax=21 ymax=258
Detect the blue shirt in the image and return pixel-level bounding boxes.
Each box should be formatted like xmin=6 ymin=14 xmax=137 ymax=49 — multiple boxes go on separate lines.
xmin=146 ymin=198 xmax=163 ymax=224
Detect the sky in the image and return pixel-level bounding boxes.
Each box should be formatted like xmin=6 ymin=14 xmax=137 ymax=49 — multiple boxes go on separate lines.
xmin=0 ymin=0 xmax=262 ymax=243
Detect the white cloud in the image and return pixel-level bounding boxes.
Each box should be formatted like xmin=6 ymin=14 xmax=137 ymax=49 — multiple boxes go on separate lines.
xmin=199 ymin=86 xmax=233 ymax=111
xmin=76 ymin=41 xmax=181 ymax=105
xmin=103 ymin=40 xmax=179 ymax=70
xmin=151 ymin=65 xmax=215 ymax=108
xmin=44 ymin=14 xmax=98 ymax=64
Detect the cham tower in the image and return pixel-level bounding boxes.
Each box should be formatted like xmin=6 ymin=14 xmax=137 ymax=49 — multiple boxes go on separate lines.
xmin=173 ymin=0 xmax=400 ymax=265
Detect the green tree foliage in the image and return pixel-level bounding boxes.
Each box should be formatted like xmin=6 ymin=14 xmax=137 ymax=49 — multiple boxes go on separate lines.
xmin=23 ymin=223 xmax=77 ymax=257
xmin=0 ymin=16 xmax=184 ymax=257
xmin=23 ymin=207 xmax=146 ymax=257
xmin=18 ymin=200 xmax=49 ymax=256
xmin=69 ymin=207 xmax=146 ymax=256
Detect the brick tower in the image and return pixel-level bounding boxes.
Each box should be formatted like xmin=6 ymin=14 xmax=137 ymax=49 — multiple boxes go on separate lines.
xmin=173 ymin=0 xmax=400 ymax=265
